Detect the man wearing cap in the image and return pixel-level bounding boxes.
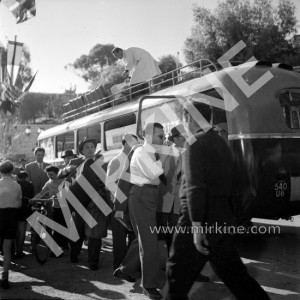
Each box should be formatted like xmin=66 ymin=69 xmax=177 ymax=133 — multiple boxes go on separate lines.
xmin=19 ymin=158 xmax=27 ymax=171
xmin=61 ymin=137 xmax=108 ymax=271
xmin=60 ymin=150 xmax=77 ymax=169
xmin=157 ymin=125 xmax=186 ymax=251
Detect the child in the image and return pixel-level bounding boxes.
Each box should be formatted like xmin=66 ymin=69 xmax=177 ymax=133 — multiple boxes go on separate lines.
xmin=33 ymin=165 xmax=68 ymax=254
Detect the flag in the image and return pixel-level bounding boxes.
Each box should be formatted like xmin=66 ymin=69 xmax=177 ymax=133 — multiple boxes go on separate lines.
xmin=2 ymin=0 xmax=36 ymax=24
xmin=2 ymin=71 xmax=19 ymax=102
xmin=0 ymin=71 xmax=20 ymax=118
xmin=23 ymin=70 xmax=37 ymax=92
xmin=59 ymin=158 xmax=112 ymax=217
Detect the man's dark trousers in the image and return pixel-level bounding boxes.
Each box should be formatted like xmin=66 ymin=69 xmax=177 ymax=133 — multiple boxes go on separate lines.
xmin=111 ymin=216 xmax=136 ymax=269
xmin=128 ymin=184 xmax=159 ymax=288
xmin=69 ymin=211 xmax=102 ymax=267
xmin=165 ymin=212 xmax=270 ymax=300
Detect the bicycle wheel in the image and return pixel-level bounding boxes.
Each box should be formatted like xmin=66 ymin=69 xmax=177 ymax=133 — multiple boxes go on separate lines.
xmin=31 ymin=228 xmax=50 ymax=264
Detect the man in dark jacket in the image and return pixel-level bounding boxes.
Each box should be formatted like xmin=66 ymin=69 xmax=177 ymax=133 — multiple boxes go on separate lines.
xmin=165 ymin=103 xmax=270 ymax=300
xmin=59 ymin=138 xmax=108 ymax=271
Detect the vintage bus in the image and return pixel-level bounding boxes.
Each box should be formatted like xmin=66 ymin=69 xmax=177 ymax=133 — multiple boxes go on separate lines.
xmin=38 ymin=60 xmax=300 ymax=222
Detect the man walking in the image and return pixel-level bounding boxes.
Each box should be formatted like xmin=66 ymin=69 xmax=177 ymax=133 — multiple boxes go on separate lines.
xmin=165 ymin=104 xmax=270 ymax=300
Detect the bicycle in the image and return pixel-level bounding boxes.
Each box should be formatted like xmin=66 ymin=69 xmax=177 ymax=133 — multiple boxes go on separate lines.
xmin=28 ymin=198 xmax=53 ymax=264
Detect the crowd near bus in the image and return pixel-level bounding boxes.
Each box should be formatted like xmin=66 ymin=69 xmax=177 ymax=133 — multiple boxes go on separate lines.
xmin=1 ymin=55 xmax=300 ymax=300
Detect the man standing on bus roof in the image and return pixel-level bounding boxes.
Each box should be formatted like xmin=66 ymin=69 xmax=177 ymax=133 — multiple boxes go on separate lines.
xmin=165 ymin=104 xmax=270 ymax=300
xmin=112 ymin=47 xmax=161 ymax=86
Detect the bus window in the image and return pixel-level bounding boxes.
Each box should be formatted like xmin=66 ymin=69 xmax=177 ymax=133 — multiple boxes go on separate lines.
xmin=77 ymin=124 xmax=101 ymax=152
xmin=56 ymin=132 xmax=75 ymax=158
xmin=104 ymin=113 xmax=136 ymax=151
xmin=280 ymin=90 xmax=300 ymax=129
xmin=40 ymin=137 xmax=55 ymax=162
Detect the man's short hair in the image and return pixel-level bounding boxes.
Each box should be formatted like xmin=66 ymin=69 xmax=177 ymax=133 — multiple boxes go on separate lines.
xmin=122 ymin=134 xmax=138 ymax=146
xmin=45 ymin=165 xmax=60 ymax=174
xmin=34 ymin=147 xmax=45 ymax=155
xmin=143 ymin=122 xmax=164 ymax=137
xmin=112 ymin=47 xmax=123 ymax=55
xmin=0 ymin=160 xmax=14 ymax=174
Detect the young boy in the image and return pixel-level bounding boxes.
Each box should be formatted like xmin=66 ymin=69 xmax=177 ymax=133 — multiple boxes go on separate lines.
xmin=33 ymin=165 xmax=68 ymax=254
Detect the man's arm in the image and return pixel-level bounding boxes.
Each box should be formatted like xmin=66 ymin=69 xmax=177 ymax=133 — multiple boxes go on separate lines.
xmin=124 ymin=48 xmax=135 ymax=71
xmin=34 ymin=183 xmax=49 ymax=199
xmin=184 ymin=140 xmax=207 ymax=223
xmin=184 ymin=139 xmax=209 ymax=255
xmin=25 ymin=164 xmax=31 ymax=182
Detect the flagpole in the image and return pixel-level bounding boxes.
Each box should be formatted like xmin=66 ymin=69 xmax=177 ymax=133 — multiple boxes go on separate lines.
xmin=10 ymin=35 xmax=17 ymax=85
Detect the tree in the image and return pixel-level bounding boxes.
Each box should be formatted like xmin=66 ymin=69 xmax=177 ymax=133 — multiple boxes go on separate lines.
xmin=157 ymin=55 xmax=181 ymax=88
xmin=19 ymin=91 xmax=75 ymax=123
xmin=19 ymin=93 xmax=46 ymax=123
xmin=183 ymin=0 xmax=298 ymax=65
xmin=67 ymin=43 xmax=118 ymax=84
xmin=90 ymin=60 xmax=125 ymax=91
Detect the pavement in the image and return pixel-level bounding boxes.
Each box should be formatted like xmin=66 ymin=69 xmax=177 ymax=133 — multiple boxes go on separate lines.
xmin=0 ymin=218 xmax=300 ymax=300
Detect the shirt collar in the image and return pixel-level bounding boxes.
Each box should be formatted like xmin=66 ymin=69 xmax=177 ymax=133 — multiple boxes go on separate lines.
xmin=143 ymin=140 xmax=157 ymax=153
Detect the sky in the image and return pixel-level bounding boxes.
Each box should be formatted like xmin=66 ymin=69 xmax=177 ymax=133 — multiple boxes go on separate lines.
xmin=0 ymin=0 xmax=299 ymax=94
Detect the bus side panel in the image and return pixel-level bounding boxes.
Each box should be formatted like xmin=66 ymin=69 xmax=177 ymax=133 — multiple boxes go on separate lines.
xmin=230 ymin=138 xmax=300 ymax=222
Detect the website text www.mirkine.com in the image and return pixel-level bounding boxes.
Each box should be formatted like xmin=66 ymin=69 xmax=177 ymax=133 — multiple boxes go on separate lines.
xmin=149 ymin=223 xmax=281 ymax=235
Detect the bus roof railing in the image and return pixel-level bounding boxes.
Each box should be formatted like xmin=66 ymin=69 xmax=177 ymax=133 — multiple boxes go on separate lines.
xmin=61 ymin=59 xmax=219 ymax=122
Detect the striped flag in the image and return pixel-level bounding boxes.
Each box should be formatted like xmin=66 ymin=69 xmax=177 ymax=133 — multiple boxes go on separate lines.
xmin=0 ymin=72 xmax=20 ymax=117
xmin=59 ymin=158 xmax=112 ymax=217
xmin=3 ymin=73 xmax=19 ymax=102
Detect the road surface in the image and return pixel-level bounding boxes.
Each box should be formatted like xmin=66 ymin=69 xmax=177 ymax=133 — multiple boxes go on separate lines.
xmin=0 ymin=217 xmax=299 ymax=299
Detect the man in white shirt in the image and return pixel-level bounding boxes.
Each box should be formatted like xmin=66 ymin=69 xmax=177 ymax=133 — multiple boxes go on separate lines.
xmin=106 ymin=134 xmax=139 ymax=270
xmin=127 ymin=122 xmax=165 ymax=300
xmin=112 ymin=47 xmax=161 ymax=97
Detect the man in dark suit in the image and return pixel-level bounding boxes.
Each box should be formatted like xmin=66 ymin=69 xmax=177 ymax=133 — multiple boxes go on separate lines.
xmin=25 ymin=147 xmax=50 ymax=195
xmin=165 ymin=104 xmax=270 ymax=300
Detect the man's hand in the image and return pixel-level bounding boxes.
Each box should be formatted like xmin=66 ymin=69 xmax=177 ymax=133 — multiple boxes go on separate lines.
xmin=193 ymin=222 xmax=209 ymax=255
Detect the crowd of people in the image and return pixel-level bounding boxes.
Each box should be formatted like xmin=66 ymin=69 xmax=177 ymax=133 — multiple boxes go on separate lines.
xmin=0 ymin=102 xmax=270 ymax=299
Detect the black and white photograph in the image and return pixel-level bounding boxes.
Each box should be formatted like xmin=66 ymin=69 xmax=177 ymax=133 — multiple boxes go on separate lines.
xmin=0 ymin=0 xmax=299 ymax=299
